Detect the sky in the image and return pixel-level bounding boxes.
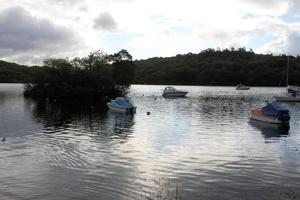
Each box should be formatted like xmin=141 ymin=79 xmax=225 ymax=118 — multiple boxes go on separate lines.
xmin=0 ymin=0 xmax=300 ymax=65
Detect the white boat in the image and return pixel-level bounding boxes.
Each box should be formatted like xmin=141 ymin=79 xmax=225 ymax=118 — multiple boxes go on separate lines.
xmin=274 ymin=94 xmax=300 ymax=102
xmin=250 ymin=102 xmax=290 ymax=124
xmin=107 ymin=97 xmax=136 ymax=114
xmin=287 ymin=85 xmax=300 ymax=95
xmin=274 ymin=57 xmax=300 ymax=102
xmin=236 ymin=84 xmax=250 ymax=90
xmin=162 ymin=86 xmax=188 ymax=97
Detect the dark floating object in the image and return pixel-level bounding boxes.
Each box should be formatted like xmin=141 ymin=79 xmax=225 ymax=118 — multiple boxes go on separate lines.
xmin=147 ymin=111 xmax=151 ymax=115
xmin=2 ymin=136 xmax=6 ymax=143
xmin=154 ymin=97 xmax=157 ymax=100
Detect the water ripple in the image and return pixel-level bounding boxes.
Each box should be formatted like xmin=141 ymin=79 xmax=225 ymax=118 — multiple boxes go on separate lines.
xmin=1 ymin=84 xmax=300 ymax=199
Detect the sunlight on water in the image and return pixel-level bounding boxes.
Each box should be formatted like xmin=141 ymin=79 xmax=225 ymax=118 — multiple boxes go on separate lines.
xmin=0 ymin=84 xmax=300 ymax=199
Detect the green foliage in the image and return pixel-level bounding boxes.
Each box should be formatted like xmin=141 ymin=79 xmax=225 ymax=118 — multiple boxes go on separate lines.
xmin=0 ymin=60 xmax=31 ymax=83
xmin=24 ymin=50 xmax=135 ymax=101
xmin=134 ymin=47 xmax=300 ymax=86
xmin=108 ymin=49 xmax=133 ymax=63
xmin=113 ymin=60 xmax=135 ymax=85
xmin=2 ymin=47 xmax=300 ymax=87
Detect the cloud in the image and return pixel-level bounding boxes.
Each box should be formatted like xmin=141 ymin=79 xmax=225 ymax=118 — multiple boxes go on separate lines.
xmin=286 ymin=30 xmax=300 ymax=55
xmin=241 ymin=0 xmax=283 ymax=8
xmin=94 ymin=12 xmax=117 ymax=31
xmin=195 ymin=16 xmax=287 ymax=50
xmin=257 ymin=28 xmax=300 ymax=56
xmin=0 ymin=6 xmax=82 ymax=64
xmin=47 ymin=0 xmax=83 ymax=7
xmin=0 ymin=0 xmax=299 ymax=63
xmin=287 ymin=0 xmax=300 ymax=15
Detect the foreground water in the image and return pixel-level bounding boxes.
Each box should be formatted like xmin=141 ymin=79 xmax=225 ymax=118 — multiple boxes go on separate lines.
xmin=0 ymin=84 xmax=300 ymax=200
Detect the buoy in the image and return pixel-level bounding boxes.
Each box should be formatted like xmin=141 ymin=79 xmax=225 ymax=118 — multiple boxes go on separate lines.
xmin=147 ymin=112 xmax=150 ymax=115
xmin=154 ymin=97 xmax=157 ymax=100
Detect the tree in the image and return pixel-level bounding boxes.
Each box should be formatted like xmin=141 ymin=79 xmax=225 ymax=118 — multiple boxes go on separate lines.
xmin=24 ymin=49 xmax=135 ymax=101
xmin=109 ymin=49 xmax=132 ymax=63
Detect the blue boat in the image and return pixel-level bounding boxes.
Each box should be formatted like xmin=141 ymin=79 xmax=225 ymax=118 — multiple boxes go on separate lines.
xmin=250 ymin=102 xmax=290 ymax=124
xmin=107 ymin=97 xmax=136 ymax=114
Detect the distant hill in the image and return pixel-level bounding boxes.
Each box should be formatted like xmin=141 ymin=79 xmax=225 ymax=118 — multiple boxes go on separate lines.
xmin=0 ymin=60 xmax=31 ymax=83
xmin=2 ymin=48 xmax=300 ymax=86
xmin=134 ymin=48 xmax=300 ymax=86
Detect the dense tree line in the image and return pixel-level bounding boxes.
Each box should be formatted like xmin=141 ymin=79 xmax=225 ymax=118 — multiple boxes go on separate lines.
xmin=0 ymin=60 xmax=31 ymax=83
xmin=1 ymin=48 xmax=300 ymax=87
xmin=24 ymin=49 xmax=135 ymax=101
xmin=134 ymin=48 xmax=300 ymax=86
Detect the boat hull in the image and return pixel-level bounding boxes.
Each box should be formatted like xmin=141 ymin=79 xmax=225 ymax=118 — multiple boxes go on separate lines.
xmin=162 ymin=92 xmax=188 ymax=97
xmin=107 ymin=104 xmax=136 ymax=114
xmin=236 ymin=87 xmax=250 ymax=90
xmin=250 ymin=108 xmax=289 ymax=124
xmin=287 ymin=85 xmax=300 ymax=94
xmin=274 ymin=96 xmax=300 ymax=102
xmin=250 ymin=114 xmax=285 ymax=124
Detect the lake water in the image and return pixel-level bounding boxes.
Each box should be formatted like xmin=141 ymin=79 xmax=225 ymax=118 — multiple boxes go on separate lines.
xmin=0 ymin=84 xmax=300 ymax=200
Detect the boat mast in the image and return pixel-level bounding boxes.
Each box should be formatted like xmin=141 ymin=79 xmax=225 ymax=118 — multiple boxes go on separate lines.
xmin=286 ymin=56 xmax=289 ymax=87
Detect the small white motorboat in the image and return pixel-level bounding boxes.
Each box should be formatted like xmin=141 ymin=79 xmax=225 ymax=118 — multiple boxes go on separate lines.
xmin=250 ymin=102 xmax=290 ymax=124
xmin=236 ymin=84 xmax=250 ymax=90
xmin=107 ymin=97 xmax=136 ymax=114
xmin=162 ymin=86 xmax=188 ymax=97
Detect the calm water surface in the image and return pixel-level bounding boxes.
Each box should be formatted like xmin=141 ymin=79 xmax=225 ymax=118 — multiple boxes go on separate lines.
xmin=0 ymin=84 xmax=300 ymax=200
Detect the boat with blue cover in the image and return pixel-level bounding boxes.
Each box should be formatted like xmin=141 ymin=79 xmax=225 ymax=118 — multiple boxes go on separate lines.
xmin=107 ymin=97 xmax=136 ymax=114
xmin=250 ymin=102 xmax=290 ymax=124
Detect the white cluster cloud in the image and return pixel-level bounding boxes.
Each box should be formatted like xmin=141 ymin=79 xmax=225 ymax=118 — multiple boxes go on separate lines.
xmin=0 ymin=0 xmax=300 ymax=64
xmin=259 ymin=28 xmax=300 ymax=56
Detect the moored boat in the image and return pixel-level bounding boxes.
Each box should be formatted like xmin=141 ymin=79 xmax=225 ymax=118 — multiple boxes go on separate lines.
xmin=250 ymin=102 xmax=290 ymax=124
xmin=107 ymin=97 xmax=136 ymax=114
xmin=273 ymin=56 xmax=300 ymax=102
xmin=287 ymin=85 xmax=300 ymax=95
xmin=274 ymin=94 xmax=300 ymax=102
xmin=162 ymin=86 xmax=188 ymax=97
xmin=236 ymin=84 xmax=250 ymax=90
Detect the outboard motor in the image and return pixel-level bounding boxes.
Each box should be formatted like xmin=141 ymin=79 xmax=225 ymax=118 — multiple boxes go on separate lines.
xmin=129 ymin=107 xmax=134 ymax=114
xmin=262 ymin=102 xmax=291 ymax=123
xmin=278 ymin=110 xmax=290 ymax=122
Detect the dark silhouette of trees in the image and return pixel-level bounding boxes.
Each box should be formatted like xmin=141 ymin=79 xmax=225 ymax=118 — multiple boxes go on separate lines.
xmin=1 ymin=47 xmax=300 ymax=87
xmin=0 ymin=60 xmax=31 ymax=83
xmin=134 ymin=48 xmax=299 ymax=86
xmin=23 ymin=50 xmax=135 ymax=102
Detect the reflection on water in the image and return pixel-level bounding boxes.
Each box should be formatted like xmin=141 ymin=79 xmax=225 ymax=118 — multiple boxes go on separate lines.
xmin=0 ymin=84 xmax=300 ymax=200
xmin=26 ymin=98 xmax=135 ymax=138
xmin=250 ymin=120 xmax=289 ymax=140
